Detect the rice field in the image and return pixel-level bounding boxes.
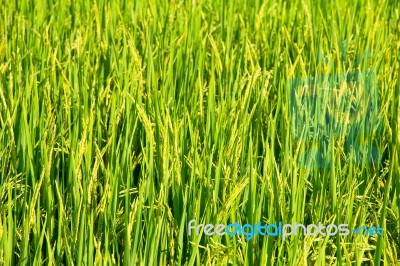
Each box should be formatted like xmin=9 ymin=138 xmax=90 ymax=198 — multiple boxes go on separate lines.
xmin=0 ymin=0 xmax=399 ymax=265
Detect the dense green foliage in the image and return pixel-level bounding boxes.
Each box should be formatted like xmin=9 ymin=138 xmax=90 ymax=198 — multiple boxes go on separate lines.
xmin=0 ymin=0 xmax=399 ymax=265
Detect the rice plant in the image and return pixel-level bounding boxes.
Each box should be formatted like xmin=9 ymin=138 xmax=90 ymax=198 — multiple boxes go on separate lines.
xmin=0 ymin=0 xmax=399 ymax=265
